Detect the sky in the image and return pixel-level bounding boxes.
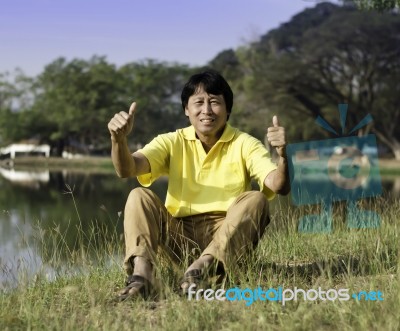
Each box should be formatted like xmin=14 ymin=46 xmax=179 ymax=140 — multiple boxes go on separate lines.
xmin=0 ymin=0 xmax=334 ymax=77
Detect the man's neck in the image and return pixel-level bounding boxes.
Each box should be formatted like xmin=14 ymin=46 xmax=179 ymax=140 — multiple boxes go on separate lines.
xmin=200 ymin=140 xmax=215 ymax=153
xmin=196 ymin=126 xmax=225 ymax=153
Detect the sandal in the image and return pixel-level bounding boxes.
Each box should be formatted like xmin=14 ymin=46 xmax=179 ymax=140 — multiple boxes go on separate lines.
xmin=179 ymin=269 xmax=208 ymax=295
xmin=179 ymin=265 xmax=227 ymax=295
xmin=116 ymin=274 xmax=154 ymax=302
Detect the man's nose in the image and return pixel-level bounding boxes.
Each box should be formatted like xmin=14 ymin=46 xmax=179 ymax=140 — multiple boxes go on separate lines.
xmin=202 ymin=102 xmax=213 ymax=114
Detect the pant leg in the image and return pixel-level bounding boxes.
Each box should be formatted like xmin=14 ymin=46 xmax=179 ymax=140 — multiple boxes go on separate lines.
xmin=181 ymin=213 xmax=226 ymax=251
xmin=200 ymin=191 xmax=270 ymax=270
xmin=123 ymin=187 xmax=193 ymax=275
xmin=179 ymin=213 xmax=226 ymax=262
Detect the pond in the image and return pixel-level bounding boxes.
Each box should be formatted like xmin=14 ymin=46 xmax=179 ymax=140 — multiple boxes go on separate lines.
xmin=1 ymin=167 xmax=399 ymax=289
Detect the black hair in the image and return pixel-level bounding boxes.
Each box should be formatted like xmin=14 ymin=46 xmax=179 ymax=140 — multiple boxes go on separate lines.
xmin=181 ymin=70 xmax=233 ymax=119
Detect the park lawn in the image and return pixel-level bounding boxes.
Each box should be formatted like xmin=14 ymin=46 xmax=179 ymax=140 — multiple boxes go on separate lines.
xmin=0 ymin=197 xmax=399 ymax=331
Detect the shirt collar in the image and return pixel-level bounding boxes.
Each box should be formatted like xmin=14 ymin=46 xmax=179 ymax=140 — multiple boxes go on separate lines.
xmin=182 ymin=123 xmax=236 ymax=142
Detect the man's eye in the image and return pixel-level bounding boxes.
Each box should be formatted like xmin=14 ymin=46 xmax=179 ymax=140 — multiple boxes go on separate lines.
xmin=211 ymin=100 xmax=220 ymax=105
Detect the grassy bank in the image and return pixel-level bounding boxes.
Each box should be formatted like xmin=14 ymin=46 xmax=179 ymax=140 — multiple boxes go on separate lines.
xmin=3 ymin=156 xmax=400 ymax=173
xmin=378 ymin=159 xmax=400 ymax=175
xmin=1 ymin=196 xmax=399 ymax=330
xmin=2 ymin=156 xmax=115 ymax=174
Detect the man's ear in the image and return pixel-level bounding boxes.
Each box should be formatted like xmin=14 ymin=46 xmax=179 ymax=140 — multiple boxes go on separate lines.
xmin=184 ymin=108 xmax=189 ymax=116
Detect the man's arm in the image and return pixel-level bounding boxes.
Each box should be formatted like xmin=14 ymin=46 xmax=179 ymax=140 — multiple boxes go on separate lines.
xmin=264 ymin=157 xmax=290 ymax=195
xmin=264 ymin=115 xmax=290 ymax=195
xmin=108 ymin=102 xmax=150 ymax=178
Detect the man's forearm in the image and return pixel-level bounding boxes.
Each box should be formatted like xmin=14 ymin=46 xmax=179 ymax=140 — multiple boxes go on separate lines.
xmin=274 ymin=156 xmax=290 ymax=195
xmin=111 ymin=137 xmax=136 ymax=178
xmin=265 ymin=156 xmax=290 ymax=195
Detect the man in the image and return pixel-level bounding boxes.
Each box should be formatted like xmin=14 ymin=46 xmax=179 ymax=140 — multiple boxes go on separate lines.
xmin=107 ymin=70 xmax=289 ymax=301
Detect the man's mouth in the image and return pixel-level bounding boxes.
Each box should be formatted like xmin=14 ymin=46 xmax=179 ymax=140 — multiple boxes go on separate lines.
xmin=200 ymin=118 xmax=215 ymax=123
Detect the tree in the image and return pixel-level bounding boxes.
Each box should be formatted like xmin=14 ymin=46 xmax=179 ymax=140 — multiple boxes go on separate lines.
xmin=0 ymin=69 xmax=37 ymax=146
xmin=117 ymin=60 xmax=194 ymax=146
xmin=31 ymin=56 xmax=124 ymax=155
xmin=236 ymin=3 xmax=400 ymax=159
xmin=351 ymin=0 xmax=400 ymax=11
xmin=2 ymin=58 xmax=195 ymax=155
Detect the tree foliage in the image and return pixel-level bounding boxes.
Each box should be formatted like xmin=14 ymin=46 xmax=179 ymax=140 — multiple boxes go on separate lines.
xmin=1 ymin=2 xmax=399 ymax=159
xmin=0 ymin=57 xmax=193 ymax=155
xmin=351 ymin=0 xmax=400 ymax=11
xmin=30 ymin=56 xmax=125 ymax=155
xmin=117 ymin=60 xmax=193 ymax=145
xmin=219 ymin=3 xmax=400 ymax=159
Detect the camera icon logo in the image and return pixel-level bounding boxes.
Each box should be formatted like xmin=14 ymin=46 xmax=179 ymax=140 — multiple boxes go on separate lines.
xmin=286 ymin=104 xmax=382 ymax=233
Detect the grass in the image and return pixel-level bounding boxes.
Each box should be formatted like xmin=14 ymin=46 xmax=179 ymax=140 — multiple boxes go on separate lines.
xmin=2 ymin=156 xmax=116 ymax=174
xmin=1 ymin=195 xmax=399 ymax=330
xmin=4 ymin=156 xmax=400 ymax=174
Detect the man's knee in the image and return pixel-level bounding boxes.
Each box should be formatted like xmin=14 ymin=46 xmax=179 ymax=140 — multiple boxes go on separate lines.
xmin=238 ymin=191 xmax=269 ymax=213
xmin=236 ymin=191 xmax=270 ymax=230
xmin=249 ymin=190 xmax=268 ymax=205
xmin=126 ymin=187 xmax=154 ymax=206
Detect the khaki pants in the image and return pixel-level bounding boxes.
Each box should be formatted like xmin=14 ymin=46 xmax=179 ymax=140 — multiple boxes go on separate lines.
xmin=123 ymin=187 xmax=270 ymax=275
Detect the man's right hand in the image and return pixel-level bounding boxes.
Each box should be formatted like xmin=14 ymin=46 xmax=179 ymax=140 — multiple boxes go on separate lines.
xmin=108 ymin=102 xmax=136 ymax=142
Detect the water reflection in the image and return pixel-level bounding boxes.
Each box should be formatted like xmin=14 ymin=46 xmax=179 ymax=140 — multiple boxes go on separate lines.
xmin=0 ymin=167 xmax=50 ymax=189
xmin=0 ymin=168 xmax=168 ymax=289
xmin=0 ymin=167 xmax=398 ymax=289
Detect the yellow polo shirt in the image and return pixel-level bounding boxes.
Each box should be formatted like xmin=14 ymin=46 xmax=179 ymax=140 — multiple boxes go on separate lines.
xmin=137 ymin=124 xmax=277 ymax=217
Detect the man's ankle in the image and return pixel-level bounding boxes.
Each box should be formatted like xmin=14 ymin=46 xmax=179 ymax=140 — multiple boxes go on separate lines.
xmin=132 ymin=256 xmax=153 ymax=280
xmin=201 ymin=254 xmax=214 ymax=263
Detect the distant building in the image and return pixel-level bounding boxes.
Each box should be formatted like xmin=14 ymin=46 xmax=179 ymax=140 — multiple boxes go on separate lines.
xmin=0 ymin=142 xmax=50 ymax=159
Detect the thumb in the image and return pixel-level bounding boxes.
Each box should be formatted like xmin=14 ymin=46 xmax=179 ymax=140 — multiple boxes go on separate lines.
xmin=129 ymin=102 xmax=136 ymax=116
xmin=272 ymin=115 xmax=279 ymax=127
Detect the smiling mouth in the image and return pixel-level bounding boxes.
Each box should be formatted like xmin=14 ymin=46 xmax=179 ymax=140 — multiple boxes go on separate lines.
xmin=200 ymin=119 xmax=215 ymax=123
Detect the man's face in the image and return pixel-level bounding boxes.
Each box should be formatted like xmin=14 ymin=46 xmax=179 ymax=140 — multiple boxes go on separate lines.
xmin=185 ymin=86 xmax=229 ymax=139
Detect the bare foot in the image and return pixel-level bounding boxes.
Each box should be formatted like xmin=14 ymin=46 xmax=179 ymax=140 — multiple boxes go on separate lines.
xmin=118 ymin=275 xmax=151 ymax=301
xmin=118 ymin=256 xmax=153 ymax=301
xmin=180 ymin=254 xmax=215 ymax=292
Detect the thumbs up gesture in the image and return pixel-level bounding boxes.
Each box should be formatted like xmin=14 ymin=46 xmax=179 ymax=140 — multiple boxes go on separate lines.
xmin=267 ymin=115 xmax=287 ymax=157
xmin=108 ymin=102 xmax=137 ymax=142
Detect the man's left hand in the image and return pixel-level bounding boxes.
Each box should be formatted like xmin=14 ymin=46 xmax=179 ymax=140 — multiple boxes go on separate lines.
xmin=267 ymin=115 xmax=287 ymax=158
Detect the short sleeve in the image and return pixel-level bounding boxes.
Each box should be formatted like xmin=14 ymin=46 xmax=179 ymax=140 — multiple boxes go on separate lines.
xmin=136 ymin=132 xmax=175 ymax=186
xmin=243 ymin=135 xmax=277 ymax=200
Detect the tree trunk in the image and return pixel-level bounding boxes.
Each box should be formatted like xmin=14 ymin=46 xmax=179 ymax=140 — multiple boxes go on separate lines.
xmin=374 ymin=130 xmax=400 ymax=161
xmin=393 ymin=148 xmax=400 ymax=161
xmin=53 ymin=138 xmax=65 ymax=157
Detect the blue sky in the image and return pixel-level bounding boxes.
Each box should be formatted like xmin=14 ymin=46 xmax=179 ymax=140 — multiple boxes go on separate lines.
xmin=1 ymin=0 xmax=334 ymax=76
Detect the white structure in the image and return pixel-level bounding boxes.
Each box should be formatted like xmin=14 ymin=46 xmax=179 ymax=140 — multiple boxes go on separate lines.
xmin=0 ymin=167 xmax=50 ymax=183
xmin=0 ymin=143 xmax=50 ymax=159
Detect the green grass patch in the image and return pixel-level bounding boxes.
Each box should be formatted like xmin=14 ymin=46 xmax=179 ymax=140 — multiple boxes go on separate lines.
xmin=6 ymin=156 xmax=115 ymax=173
xmin=1 ymin=196 xmax=399 ymax=330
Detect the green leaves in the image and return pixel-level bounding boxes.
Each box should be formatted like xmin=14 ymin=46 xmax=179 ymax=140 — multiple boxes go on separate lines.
xmin=353 ymin=0 xmax=400 ymax=12
xmin=0 ymin=57 xmax=194 ymax=155
xmin=225 ymin=2 xmax=400 ymax=158
xmin=1 ymin=2 xmax=399 ymax=159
